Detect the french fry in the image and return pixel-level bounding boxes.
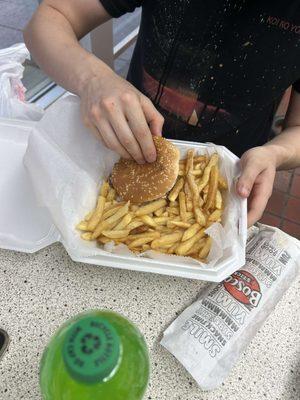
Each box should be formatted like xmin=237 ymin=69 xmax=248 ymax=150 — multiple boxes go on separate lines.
xmin=129 ymin=236 xmax=157 ymax=248
xmin=194 ymin=206 xmax=206 ymax=226
xmin=166 ymin=217 xmax=180 ymax=228
xmin=185 ymin=149 xmax=194 ymax=174
xmin=198 ymin=237 xmax=212 ymax=259
xmin=102 ymin=230 xmax=130 ymax=239
xmin=194 ymin=160 xmax=206 ymax=170
xmin=97 ymin=236 xmax=112 ymax=244
xmin=151 ymin=232 xmax=183 ymax=249
xmin=100 ymin=181 xmax=110 ymax=197
xmin=169 ymin=221 xmax=191 ymax=229
xmin=186 ymin=198 xmax=193 ymax=212
xmin=169 ymin=201 xmax=178 ymax=207
xmin=191 ymin=170 xmax=203 ymax=176
xmin=198 ymin=153 xmax=219 ymax=193
xmin=178 ymin=169 xmax=185 ymax=176
xmin=186 ymin=238 xmax=206 ymax=255
xmin=204 ymin=165 xmax=219 ymax=211
xmin=127 ymin=231 xmax=160 ymax=241
xmin=106 ymin=187 xmax=116 ymax=201
xmin=130 ymin=205 xmax=139 ymax=212
xmin=182 ymin=223 xmax=201 ymax=242
xmin=84 ymin=210 xmax=94 ymax=221
xmin=194 ymin=155 xmax=207 ymax=163
xmin=187 ymin=173 xmax=199 ymax=201
xmin=154 ymin=207 xmax=165 ymax=217
xmin=140 ymin=215 xmax=157 ymax=228
xmin=176 ymin=230 xmax=205 ymax=256
xmin=215 ymin=190 xmax=222 ymax=210
xmin=208 ymin=209 xmax=222 ymax=222
xmin=92 ymin=202 xmax=129 ymax=239
xmin=167 ymin=243 xmax=179 ymax=254
xmin=186 ymin=211 xmax=195 ymax=220
xmin=218 ymin=175 xmax=228 ymax=190
xmin=114 ymin=214 xmax=132 ymax=230
xmin=103 ymin=203 xmax=123 ymax=219
xmin=203 ymin=185 xmax=209 ymax=194
xmin=76 ymin=221 xmax=89 ymax=231
xmin=198 ymin=195 xmax=204 ymax=207
xmin=81 ymin=232 xmax=93 ymax=240
xmin=87 ymin=195 xmax=106 ymax=231
xmin=104 ymin=202 xmax=113 ymax=210
xmin=127 ymin=220 xmax=144 ymax=231
xmin=178 ymin=191 xmax=187 ymax=222
xmin=153 ymin=217 xmax=169 ymax=225
xmin=161 ymin=211 xmax=169 ymax=217
xmin=184 ymin=181 xmax=192 ymax=199
xmin=135 ymin=199 xmax=167 ymax=216
xmin=142 ymin=244 xmax=151 ymax=251
xmin=167 ymin=207 xmax=179 ymax=215
xmin=168 ymin=178 xmax=184 ymax=202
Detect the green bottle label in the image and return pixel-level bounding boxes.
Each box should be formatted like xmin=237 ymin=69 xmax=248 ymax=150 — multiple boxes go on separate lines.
xmin=62 ymin=315 xmax=121 ymax=384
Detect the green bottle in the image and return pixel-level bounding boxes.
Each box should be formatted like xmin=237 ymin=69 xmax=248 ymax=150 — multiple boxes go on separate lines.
xmin=40 ymin=310 xmax=150 ymax=400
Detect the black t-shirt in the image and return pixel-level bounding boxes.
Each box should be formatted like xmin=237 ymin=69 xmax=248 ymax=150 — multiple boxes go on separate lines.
xmin=100 ymin=0 xmax=300 ymax=156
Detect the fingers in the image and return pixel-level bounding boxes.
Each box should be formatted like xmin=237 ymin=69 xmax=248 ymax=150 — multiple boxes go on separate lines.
xmin=95 ymin=119 xmax=132 ymax=160
xmin=246 ymin=168 xmax=275 ymax=227
xmin=141 ymin=96 xmax=164 ymax=137
xmin=81 ymin=86 xmax=164 ymax=163
xmin=107 ymin=102 xmax=146 ymax=164
xmin=124 ymin=95 xmax=157 ymax=163
xmin=236 ymin=162 xmax=262 ymax=198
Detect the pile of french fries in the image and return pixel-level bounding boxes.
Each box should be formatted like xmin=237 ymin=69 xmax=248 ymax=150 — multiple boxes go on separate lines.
xmin=76 ymin=150 xmax=227 ymax=262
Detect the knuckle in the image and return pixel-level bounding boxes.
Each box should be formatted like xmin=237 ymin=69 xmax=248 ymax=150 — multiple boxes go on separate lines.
xmin=101 ymin=97 xmax=116 ymax=111
xmin=120 ymin=91 xmax=136 ymax=104
xmin=108 ymin=142 xmax=119 ymax=152
xmin=89 ymin=105 xmax=100 ymax=120
xmin=158 ymin=114 xmax=165 ymax=123
xmin=135 ymin=129 xmax=148 ymax=139
xmin=121 ymin=137 xmax=133 ymax=148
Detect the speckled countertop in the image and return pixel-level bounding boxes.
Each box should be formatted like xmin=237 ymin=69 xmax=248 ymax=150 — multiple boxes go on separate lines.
xmin=0 ymin=243 xmax=299 ymax=400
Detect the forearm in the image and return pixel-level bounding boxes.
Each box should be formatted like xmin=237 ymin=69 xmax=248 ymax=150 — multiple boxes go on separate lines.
xmin=23 ymin=4 xmax=113 ymax=96
xmin=264 ymin=126 xmax=300 ymax=170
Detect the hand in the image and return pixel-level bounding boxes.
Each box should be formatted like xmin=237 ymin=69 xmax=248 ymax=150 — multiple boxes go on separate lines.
xmin=236 ymin=146 xmax=277 ymax=227
xmin=79 ymin=70 xmax=164 ymax=164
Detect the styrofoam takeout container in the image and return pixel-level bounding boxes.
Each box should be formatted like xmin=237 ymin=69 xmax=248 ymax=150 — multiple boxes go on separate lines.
xmin=0 ymin=116 xmax=247 ymax=282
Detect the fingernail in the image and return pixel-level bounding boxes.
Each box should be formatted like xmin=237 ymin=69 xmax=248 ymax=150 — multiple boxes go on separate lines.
xmin=147 ymin=153 xmax=156 ymax=163
xmin=239 ymin=186 xmax=250 ymax=197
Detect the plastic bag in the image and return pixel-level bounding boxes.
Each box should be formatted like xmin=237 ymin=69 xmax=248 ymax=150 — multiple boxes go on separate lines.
xmin=0 ymin=43 xmax=44 ymax=121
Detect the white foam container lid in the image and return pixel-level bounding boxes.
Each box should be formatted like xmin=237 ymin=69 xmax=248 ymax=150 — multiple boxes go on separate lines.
xmin=0 ymin=118 xmax=59 ymax=253
xmin=0 ymin=117 xmax=247 ymax=281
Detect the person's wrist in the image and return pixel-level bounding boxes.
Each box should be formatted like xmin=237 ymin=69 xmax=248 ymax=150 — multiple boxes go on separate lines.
xmin=263 ymin=141 xmax=294 ymax=169
xmin=76 ymin=54 xmax=114 ymax=97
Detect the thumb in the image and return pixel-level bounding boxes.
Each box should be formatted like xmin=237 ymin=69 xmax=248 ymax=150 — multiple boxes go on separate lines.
xmin=236 ymin=162 xmax=262 ymax=198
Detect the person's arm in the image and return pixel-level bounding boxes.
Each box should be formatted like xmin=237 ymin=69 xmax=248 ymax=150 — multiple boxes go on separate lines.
xmin=24 ymin=0 xmax=164 ymax=164
xmin=236 ymin=88 xmax=300 ymax=226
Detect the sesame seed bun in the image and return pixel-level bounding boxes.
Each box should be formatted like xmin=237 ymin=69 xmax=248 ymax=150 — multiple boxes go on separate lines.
xmin=111 ymin=137 xmax=180 ymax=203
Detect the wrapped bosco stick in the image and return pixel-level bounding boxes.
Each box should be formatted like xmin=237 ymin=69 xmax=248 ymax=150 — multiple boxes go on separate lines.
xmin=76 ymin=137 xmax=228 ymax=261
xmin=161 ymin=224 xmax=300 ymax=390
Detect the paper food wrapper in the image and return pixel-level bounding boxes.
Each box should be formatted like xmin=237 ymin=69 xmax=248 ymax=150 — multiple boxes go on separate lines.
xmin=161 ymin=224 xmax=300 ymax=390
xmin=24 ymin=95 xmax=245 ymax=268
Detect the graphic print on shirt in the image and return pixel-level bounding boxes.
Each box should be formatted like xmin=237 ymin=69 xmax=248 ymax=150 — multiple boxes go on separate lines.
xmin=100 ymin=0 xmax=300 ymax=155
